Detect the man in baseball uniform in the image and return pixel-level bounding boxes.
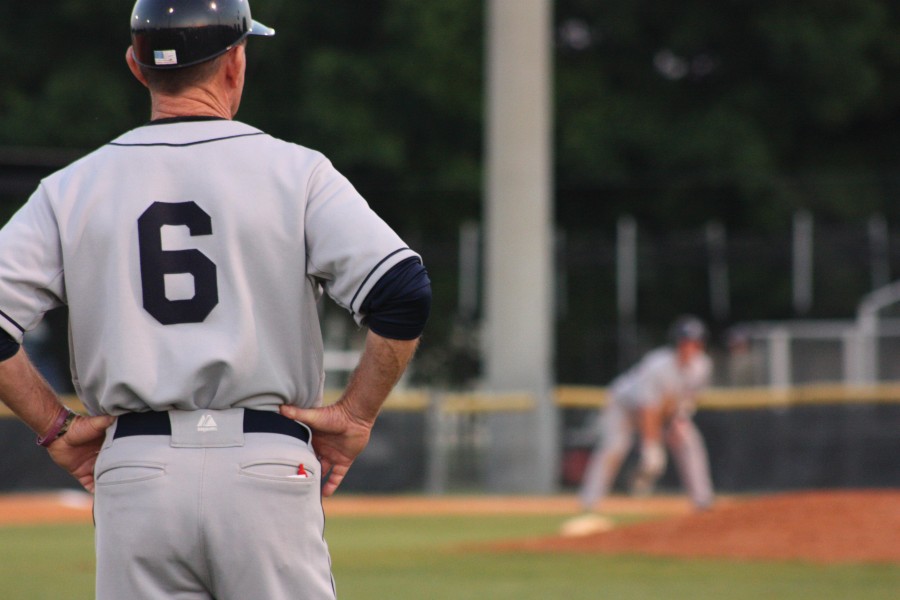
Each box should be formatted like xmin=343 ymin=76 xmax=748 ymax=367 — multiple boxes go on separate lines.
xmin=563 ymin=316 xmax=714 ymax=535
xmin=0 ymin=1 xmax=430 ymax=598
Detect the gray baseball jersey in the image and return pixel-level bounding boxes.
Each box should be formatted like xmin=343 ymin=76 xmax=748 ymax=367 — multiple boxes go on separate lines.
xmin=0 ymin=118 xmax=418 ymax=416
xmin=610 ymin=347 xmax=712 ymax=410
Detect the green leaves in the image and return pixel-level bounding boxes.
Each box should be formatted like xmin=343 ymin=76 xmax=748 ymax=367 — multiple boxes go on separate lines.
xmin=556 ymin=0 xmax=900 ymax=230
xmin=3 ymin=1 xmax=900 ymax=233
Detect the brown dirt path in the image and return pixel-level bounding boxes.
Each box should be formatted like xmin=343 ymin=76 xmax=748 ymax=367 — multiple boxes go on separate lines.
xmin=0 ymin=492 xmax=690 ymax=524
xmin=493 ymin=489 xmax=900 ymax=564
xmin=320 ymin=494 xmax=699 ymax=517
xmin=0 ymin=490 xmax=95 ymax=525
xmin=3 ymin=489 xmax=896 ymax=565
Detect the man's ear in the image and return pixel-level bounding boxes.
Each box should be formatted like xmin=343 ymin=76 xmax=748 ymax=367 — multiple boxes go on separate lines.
xmin=223 ymin=44 xmax=246 ymax=89
xmin=125 ymin=46 xmax=149 ymax=88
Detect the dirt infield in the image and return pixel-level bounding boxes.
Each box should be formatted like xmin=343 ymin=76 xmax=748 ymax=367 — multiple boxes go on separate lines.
xmin=0 ymin=491 xmax=692 ymax=524
xmin=493 ymin=489 xmax=900 ymax=564
xmin=2 ymin=489 xmax=897 ymax=564
xmin=321 ymin=493 xmax=700 ymax=517
xmin=0 ymin=490 xmax=95 ymax=525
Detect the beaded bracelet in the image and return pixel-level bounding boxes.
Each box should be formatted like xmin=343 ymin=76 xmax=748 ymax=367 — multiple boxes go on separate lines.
xmin=36 ymin=407 xmax=76 ymax=447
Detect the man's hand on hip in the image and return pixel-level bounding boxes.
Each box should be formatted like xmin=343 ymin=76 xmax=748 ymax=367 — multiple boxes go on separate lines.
xmin=48 ymin=414 xmax=114 ymax=494
xmin=280 ymin=402 xmax=372 ymax=497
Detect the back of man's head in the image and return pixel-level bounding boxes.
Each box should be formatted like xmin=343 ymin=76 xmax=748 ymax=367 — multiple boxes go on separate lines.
xmin=129 ymin=0 xmax=274 ymax=94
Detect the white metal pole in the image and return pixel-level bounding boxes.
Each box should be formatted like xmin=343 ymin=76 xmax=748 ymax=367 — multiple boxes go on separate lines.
xmin=769 ymin=328 xmax=792 ymax=390
xmin=483 ymin=0 xmax=556 ymax=493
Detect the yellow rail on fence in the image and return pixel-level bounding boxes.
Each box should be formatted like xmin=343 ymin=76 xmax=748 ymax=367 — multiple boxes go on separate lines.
xmin=3 ymin=384 xmax=900 ymax=419
xmin=556 ymin=384 xmax=900 ymax=410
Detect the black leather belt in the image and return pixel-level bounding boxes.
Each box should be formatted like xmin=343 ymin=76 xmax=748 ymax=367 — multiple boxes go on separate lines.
xmin=114 ymin=409 xmax=310 ymax=443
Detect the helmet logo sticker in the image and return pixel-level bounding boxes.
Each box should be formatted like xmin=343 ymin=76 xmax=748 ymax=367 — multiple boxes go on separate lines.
xmin=154 ymin=50 xmax=178 ymax=66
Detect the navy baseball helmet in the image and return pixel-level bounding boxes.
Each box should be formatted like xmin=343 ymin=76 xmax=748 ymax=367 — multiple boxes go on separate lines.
xmin=669 ymin=315 xmax=707 ymax=344
xmin=130 ymin=0 xmax=275 ymax=70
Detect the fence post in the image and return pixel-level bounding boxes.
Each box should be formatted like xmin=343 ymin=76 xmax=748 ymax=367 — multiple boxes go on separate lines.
xmin=616 ymin=215 xmax=638 ymax=368
xmin=425 ymin=391 xmax=447 ymax=495
xmin=868 ymin=214 xmax=890 ymax=291
xmin=792 ymin=210 xmax=814 ymax=315
xmin=769 ymin=328 xmax=792 ymax=390
xmin=706 ymin=221 xmax=730 ymax=322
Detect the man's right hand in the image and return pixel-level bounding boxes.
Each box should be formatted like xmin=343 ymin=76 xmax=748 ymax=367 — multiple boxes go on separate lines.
xmin=47 ymin=414 xmax=114 ymax=494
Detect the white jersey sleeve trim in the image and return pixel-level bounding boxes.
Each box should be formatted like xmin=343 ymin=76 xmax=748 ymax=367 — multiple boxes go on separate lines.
xmin=349 ymin=247 xmax=419 ymax=310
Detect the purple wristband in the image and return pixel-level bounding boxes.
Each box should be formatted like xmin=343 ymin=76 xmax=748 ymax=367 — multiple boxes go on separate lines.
xmin=36 ymin=407 xmax=75 ymax=447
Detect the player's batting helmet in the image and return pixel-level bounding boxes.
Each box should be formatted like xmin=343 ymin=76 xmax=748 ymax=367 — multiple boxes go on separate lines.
xmin=669 ymin=315 xmax=707 ymax=344
xmin=130 ymin=0 xmax=275 ymax=70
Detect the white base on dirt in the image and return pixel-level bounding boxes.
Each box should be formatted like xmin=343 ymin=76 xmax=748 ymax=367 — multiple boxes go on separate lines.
xmin=559 ymin=513 xmax=614 ymax=537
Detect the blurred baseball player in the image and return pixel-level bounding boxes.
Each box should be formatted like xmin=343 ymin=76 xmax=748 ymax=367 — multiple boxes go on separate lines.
xmin=0 ymin=1 xmax=430 ymax=598
xmin=563 ymin=316 xmax=714 ymax=536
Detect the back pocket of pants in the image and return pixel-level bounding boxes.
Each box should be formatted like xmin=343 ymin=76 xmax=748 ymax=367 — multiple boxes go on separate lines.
xmin=96 ymin=462 xmax=166 ymax=486
xmin=239 ymin=459 xmax=317 ymax=484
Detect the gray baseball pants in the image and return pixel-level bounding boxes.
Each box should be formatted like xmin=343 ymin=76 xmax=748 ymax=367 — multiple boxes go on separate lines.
xmin=93 ymin=409 xmax=336 ymax=600
xmin=579 ymin=403 xmax=714 ymax=511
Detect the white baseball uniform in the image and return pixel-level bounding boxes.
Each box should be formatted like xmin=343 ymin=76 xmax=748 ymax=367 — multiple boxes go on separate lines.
xmin=0 ymin=117 xmax=421 ymax=599
xmin=0 ymin=118 xmax=418 ymax=415
xmin=579 ymin=346 xmax=714 ymax=511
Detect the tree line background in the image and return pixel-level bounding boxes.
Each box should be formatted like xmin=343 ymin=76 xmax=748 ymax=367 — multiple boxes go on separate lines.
xmin=2 ymin=1 xmax=900 ymax=386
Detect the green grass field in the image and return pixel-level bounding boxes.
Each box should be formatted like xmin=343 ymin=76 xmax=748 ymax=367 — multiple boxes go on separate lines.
xmin=1 ymin=514 xmax=897 ymax=599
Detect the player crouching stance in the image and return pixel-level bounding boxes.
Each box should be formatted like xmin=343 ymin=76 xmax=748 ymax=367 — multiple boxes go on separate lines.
xmin=561 ymin=316 xmax=714 ymax=537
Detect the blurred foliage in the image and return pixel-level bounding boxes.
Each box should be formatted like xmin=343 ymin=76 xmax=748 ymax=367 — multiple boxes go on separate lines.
xmin=4 ymin=1 xmax=900 ymax=235
xmin=555 ymin=0 xmax=900 ymax=232
xmin=4 ymin=1 xmax=900 ymax=384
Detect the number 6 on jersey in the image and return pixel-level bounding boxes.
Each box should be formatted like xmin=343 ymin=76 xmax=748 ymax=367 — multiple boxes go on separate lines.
xmin=137 ymin=201 xmax=218 ymax=325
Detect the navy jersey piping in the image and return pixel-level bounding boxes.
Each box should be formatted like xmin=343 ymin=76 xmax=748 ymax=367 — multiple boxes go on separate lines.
xmin=107 ymin=132 xmax=266 ymax=148
xmin=0 ymin=307 xmax=24 ymax=333
xmin=350 ymin=248 xmax=414 ymax=311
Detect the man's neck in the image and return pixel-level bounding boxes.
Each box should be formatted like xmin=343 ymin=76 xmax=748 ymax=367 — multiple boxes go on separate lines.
xmin=149 ymin=90 xmax=233 ymax=121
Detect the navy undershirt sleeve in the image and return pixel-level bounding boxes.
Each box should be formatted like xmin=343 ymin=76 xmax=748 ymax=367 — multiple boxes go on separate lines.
xmin=360 ymin=257 xmax=432 ymax=340
xmin=0 ymin=328 xmax=20 ymax=362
